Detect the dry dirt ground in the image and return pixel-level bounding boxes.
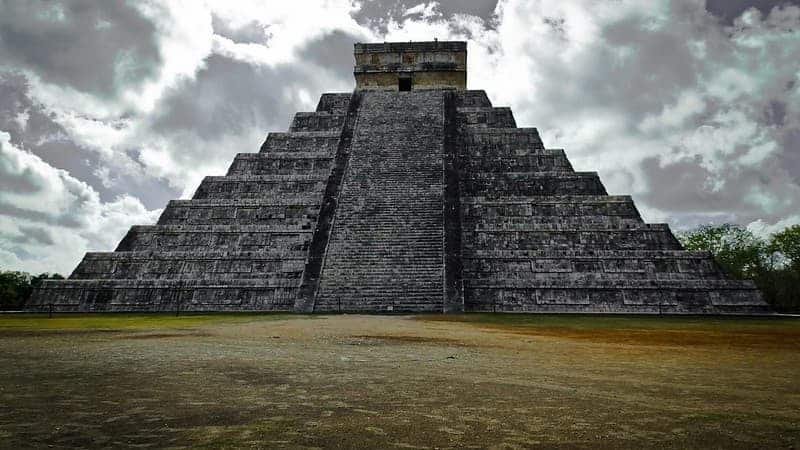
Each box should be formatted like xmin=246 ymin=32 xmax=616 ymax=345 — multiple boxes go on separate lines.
xmin=1 ymin=313 xmax=799 ymax=449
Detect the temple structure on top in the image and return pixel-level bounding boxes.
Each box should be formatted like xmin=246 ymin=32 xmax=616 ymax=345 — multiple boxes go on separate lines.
xmin=353 ymin=41 xmax=466 ymax=91
xmin=27 ymin=41 xmax=769 ymax=314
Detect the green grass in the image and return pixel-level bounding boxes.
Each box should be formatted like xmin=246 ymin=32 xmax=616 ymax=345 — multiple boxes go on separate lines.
xmin=0 ymin=312 xmax=301 ymax=331
xmin=3 ymin=312 xmax=796 ymax=333
xmin=426 ymin=313 xmax=800 ymax=332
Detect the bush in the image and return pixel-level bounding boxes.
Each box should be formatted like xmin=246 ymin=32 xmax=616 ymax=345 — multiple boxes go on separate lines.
xmin=0 ymin=271 xmax=65 ymax=310
xmin=679 ymin=224 xmax=800 ymax=313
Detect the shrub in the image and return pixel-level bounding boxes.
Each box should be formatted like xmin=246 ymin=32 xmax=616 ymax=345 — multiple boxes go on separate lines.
xmin=679 ymin=224 xmax=800 ymax=313
xmin=0 ymin=271 xmax=65 ymax=310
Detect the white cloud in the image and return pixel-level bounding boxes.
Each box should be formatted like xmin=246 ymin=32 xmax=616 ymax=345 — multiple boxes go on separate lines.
xmin=0 ymin=131 xmax=160 ymax=274
xmin=2 ymin=0 xmax=800 ymax=275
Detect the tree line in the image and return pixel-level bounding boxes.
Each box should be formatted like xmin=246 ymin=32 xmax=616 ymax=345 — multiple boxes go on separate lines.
xmin=679 ymin=224 xmax=800 ymax=313
xmin=1 ymin=223 xmax=798 ymax=312
xmin=0 ymin=271 xmax=64 ymax=310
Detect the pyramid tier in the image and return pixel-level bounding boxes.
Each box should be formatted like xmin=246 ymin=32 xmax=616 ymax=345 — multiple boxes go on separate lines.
xmin=115 ymin=225 xmax=312 ymax=252
xmin=315 ymin=93 xmax=352 ymax=114
xmin=456 ymin=90 xmax=493 ymax=108
xmin=157 ymin=198 xmax=321 ymax=226
xmin=462 ymin=195 xmax=641 ymax=219
xmin=70 ymin=250 xmax=305 ymax=280
xmin=463 ymin=224 xmax=682 ymax=251
xmin=462 ymin=148 xmax=574 ymax=172
xmin=464 ymin=127 xmax=545 ymax=148
xmin=289 ymin=111 xmax=346 ymax=132
xmin=466 ymin=216 xmax=647 ymax=230
xmin=462 ymin=171 xmax=608 ymax=196
xmin=193 ymin=175 xmax=327 ymax=199
xmin=27 ymin=278 xmax=297 ymax=312
xmin=457 ymin=106 xmax=517 ymax=128
xmin=259 ymin=131 xmax=340 ymax=153
xmin=227 ymin=152 xmax=333 ymax=176
xmin=464 ymin=249 xmax=724 ymax=276
xmin=464 ymin=278 xmax=766 ymax=314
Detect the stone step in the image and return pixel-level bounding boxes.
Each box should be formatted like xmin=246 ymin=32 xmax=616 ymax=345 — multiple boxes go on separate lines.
xmin=462 ymin=171 xmax=607 ymax=197
xmin=314 ymin=303 xmax=443 ymax=313
xmin=457 ymin=107 xmax=516 ymax=128
xmin=462 ymin=195 xmax=641 ymax=218
xmin=316 ymin=93 xmax=352 ymax=114
xmin=463 ymin=217 xmax=645 ymax=230
xmin=158 ymin=200 xmax=320 ymax=226
xmin=227 ymin=152 xmax=333 ymax=176
xmin=464 ymin=249 xmax=715 ymax=258
xmin=26 ymin=278 xmax=299 ymax=312
xmin=71 ymin=250 xmax=307 ymax=280
xmin=463 ymin=226 xmax=683 ymax=251
xmin=259 ymin=131 xmax=340 ymax=154
xmin=464 ymin=128 xmax=544 ymax=148
xmin=290 ymin=112 xmax=346 ymax=132
xmin=464 ymin=222 xmax=672 ymax=232
xmin=463 ymin=279 xmax=767 ymax=314
xmin=326 ymin=250 xmax=442 ymax=255
xmin=461 ymin=149 xmax=574 ymax=172
xmin=329 ymin=240 xmax=443 ymax=246
xmin=317 ymin=90 xmax=446 ymax=302
xmin=463 ymin=271 xmax=726 ymax=282
xmin=115 ymin=225 xmax=312 ymax=252
xmin=320 ymin=280 xmax=442 ymax=288
xmin=193 ymin=175 xmax=327 ymax=199
xmin=332 ymin=226 xmax=442 ymax=232
xmin=456 ymin=90 xmax=492 ymax=108
xmin=465 ymin=278 xmax=758 ymax=289
xmin=320 ymin=271 xmax=443 ymax=278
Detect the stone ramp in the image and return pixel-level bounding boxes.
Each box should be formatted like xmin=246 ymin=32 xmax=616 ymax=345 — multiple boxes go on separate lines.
xmin=315 ymin=90 xmax=445 ymax=312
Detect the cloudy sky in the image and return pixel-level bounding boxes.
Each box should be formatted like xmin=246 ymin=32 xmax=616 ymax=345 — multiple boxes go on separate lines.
xmin=0 ymin=0 xmax=799 ymax=275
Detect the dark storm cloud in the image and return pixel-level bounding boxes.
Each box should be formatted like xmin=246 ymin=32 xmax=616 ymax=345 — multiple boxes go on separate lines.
xmin=639 ymin=150 xmax=800 ymax=228
xmin=489 ymin=0 xmax=800 ymax=233
xmin=299 ymin=30 xmax=367 ymax=83
xmin=595 ymin=16 xmax=700 ymax=115
xmin=0 ymin=0 xmax=161 ymax=99
xmin=134 ymin=51 xmax=347 ymax=190
xmin=149 ymin=54 xmax=309 ymax=140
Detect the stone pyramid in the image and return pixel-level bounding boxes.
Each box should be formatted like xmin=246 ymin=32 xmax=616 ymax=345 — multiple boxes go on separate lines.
xmin=28 ymin=41 xmax=769 ymax=314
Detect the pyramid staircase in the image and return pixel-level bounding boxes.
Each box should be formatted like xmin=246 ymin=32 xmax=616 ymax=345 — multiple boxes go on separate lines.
xmin=313 ymin=90 xmax=446 ymax=312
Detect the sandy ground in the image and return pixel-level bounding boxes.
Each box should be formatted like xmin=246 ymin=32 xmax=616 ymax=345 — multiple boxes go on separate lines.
xmin=1 ymin=313 xmax=799 ymax=449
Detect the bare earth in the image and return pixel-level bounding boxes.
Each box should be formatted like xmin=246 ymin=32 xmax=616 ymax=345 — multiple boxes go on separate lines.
xmin=1 ymin=313 xmax=799 ymax=449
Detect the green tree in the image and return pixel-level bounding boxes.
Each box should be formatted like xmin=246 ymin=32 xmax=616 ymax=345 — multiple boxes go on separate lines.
xmin=0 ymin=271 xmax=65 ymax=310
xmin=679 ymin=224 xmax=767 ymax=279
xmin=770 ymin=224 xmax=800 ymax=271
xmin=0 ymin=271 xmax=33 ymax=310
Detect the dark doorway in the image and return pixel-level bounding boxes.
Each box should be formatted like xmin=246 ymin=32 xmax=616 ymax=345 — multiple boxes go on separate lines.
xmin=398 ymin=77 xmax=412 ymax=91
